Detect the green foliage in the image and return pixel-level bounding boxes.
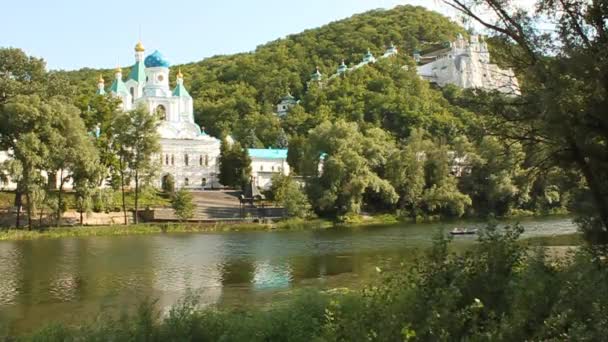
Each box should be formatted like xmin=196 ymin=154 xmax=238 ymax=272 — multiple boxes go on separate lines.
xmin=303 ymin=120 xmax=398 ymax=216
xmin=269 ymin=174 xmax=311 ymax=218
xmin=218 ymin=139 xmax=252 ymax=189
xmin=113 ymin=104 xmax=161 ymax=224
xmin=161 ymin=174 xmax=175 ymax=195
xmin=171 ymin=189 xmax=195 ymax=222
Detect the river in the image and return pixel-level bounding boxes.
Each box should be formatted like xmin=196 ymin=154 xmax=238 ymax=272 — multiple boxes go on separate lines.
xmin=0 ymin=217 xmax=575 ymax=334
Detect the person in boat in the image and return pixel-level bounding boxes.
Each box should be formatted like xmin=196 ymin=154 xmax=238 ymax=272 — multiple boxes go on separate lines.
xmin=452 ymin=227 xmax=463 ymax=234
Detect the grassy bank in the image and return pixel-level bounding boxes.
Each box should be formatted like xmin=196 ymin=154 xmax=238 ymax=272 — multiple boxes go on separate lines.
xmin=0 ymin=219 xmax=334 ymax=241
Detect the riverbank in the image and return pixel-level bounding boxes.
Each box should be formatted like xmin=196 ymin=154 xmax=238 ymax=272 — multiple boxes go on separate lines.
xmin=0 ymin=219 xmax=337 ymax=241
xmin=0 ymin=214 xmax=578 ymax=242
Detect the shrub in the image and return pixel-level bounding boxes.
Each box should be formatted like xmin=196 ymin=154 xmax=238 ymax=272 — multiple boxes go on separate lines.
xmin=171 ymin=189 xmax=195 ymax=221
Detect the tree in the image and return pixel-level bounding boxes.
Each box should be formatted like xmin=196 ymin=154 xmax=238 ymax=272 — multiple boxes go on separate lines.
xmin=386 ymin=128 xmax=431 ymax=220
xmin=114 ymin=104 xmax=161 ymax=224
xmin=44 ymin=99 xmax=99 ymax=225
xmin=270 ymin=174 xmax=311 ymax=218
xmin=161 ymin=174 xmax=175 ymax=195
xmin=171 ymin=189 xmax=195 ymax=221
xmin=302 ymin=120 xmax=398 ymax=216
xmin=0 ymin=48 xmax=47 ymax=105
xmin=440 ymin=0 xmax=608 ymax=243
xmin=218 ymin=139 xmax=252 ymax=189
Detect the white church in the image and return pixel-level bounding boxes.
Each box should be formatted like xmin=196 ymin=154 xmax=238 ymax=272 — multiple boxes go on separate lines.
xmin=97 ymin=41 xmax=289 ymax=190
xmin=97 ymin=42 xmax=224 ymax=190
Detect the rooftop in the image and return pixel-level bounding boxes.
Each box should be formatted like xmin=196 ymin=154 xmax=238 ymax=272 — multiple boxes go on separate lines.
xmin=248 ymin=148 xmax=288 ymax=159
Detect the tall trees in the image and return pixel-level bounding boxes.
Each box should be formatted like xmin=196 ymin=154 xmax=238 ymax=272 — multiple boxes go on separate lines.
xmin=441 ymin=0 xmax=608 ymax=243
xmin=302 ymin=120 xmax=398 ymax=216
xmin=218 ymin=139 xmax=252 ymax=189
xmin=114 ymin=105 xmax=161 ymax=224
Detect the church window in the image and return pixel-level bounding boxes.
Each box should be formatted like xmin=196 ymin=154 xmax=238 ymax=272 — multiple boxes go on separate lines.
xmin=272 ymin=166 xmax=275 ymax=172
xmin=184 ymin=154 xmax=189 ymax=166
xmin=157 ymin=74 xmax=164 ymax=82
xmin=184 ymin=178 xmax=189 ymax=186
xmin=130 ymin=87 xmax=135 ymax=103
xmin=201 ymin=178 xmax=207 ymax=187
xmin=199 ymin=155 xmax=203 ymax=166
xmin=171 ymin=155 xmax=175 ymax=165
xmin=260 ymin=165 xmax=263 ymax=171
xmin=155 ymin=105 xmax=167 ymax=120
xmin=165 ymin=154 xmax=169 ymax=165
xmin=205 ymin=155 xmax=209 ymax=167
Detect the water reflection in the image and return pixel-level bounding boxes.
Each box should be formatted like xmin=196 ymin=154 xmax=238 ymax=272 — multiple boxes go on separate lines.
xmin=0 ymin=217 xmax=576 ymax=333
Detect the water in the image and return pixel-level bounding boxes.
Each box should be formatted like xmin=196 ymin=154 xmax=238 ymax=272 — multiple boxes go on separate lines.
xmin=0 ymin=217 xmax=575 ymax=334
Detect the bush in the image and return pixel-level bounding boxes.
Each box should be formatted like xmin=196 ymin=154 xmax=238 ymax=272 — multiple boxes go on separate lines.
xmin=161 ymin=174 xmax=175 ymax=195
xmin=270 ymin=174 xmax=312 ymax=218
xmin=171 ymin=189 xmax=195 ymax=221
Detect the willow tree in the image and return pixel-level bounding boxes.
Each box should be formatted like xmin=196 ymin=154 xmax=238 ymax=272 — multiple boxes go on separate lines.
xmin=302 ymin=120 xmax=398 ymax=216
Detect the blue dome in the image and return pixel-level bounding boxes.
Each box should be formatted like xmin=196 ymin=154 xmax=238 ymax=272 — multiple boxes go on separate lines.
xmin=144 ymin=50 xmax=170 ymax=68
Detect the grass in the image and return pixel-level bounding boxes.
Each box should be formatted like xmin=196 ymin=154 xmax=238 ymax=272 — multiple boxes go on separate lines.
xmin=0 ymin=219 xmax=337 ymax=241
xmin=521 ymin=232 xmax=584 ymax=246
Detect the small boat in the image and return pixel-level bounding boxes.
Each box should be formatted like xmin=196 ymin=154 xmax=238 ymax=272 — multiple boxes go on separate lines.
xmin=449 ymin=228 xmax=478 ymax=236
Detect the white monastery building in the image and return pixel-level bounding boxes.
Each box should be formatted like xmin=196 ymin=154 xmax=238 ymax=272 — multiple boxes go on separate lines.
xmin=415 ymin=34 xmax=520 ymax=95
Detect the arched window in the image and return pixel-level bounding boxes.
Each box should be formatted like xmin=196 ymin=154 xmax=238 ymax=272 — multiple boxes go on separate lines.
xmin=260 ymin=165 xmax=263 ymax=171
xmin=165 ymin=154 xmax=169 ymax=165
xmin=171 ymin=154 xmax=175 ymax=165
xmin=271 ymin=166 xmax=275 ymax=172
xmin=155 ymin=105 xmax=167 ymax=120
xmin=201 ymin=178 xmax=207 ymax=187
xmin=204 ymin=155 xmax=209 ymax=167
xmin=184 ymin=178 xmax=189 ymax=186
xmin=184 ymin=154 xmax=189 ymax=166
xmin=199 ymin=155 xmax=203 ymax=166
xmin=130 ymin=87 xmax=135 ymax=103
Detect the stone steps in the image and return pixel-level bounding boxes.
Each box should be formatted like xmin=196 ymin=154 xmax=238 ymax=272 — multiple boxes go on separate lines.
xmin=149 ymin=190 xmax=285 ymax=222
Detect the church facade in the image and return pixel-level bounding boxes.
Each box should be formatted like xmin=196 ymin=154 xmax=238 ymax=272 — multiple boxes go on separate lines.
xmin=103 ymin=42 xmax=222 ymax=189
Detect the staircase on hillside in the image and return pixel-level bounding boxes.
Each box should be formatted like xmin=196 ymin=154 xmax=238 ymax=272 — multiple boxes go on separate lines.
xmin=150 ymin=190 xmax=285 ymax=222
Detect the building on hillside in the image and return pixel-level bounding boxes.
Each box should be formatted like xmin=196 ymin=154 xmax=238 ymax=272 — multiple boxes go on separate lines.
xmin=103 ymin=42 xmax=222 ymax=189
xmin=322 ymin=44 xmax=400 ymax=82
xmin=249 ymin=149 xmax=290 ymax=190
xmin=276 ymin=92 xmax=298 ymax=116
xmin=416 ymin=34 xmax=520 ymax=95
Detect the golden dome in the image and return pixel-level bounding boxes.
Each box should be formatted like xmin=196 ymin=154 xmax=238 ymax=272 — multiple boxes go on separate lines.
xmin=98 ymin=74 xmax=104 ymax=83
xmin=176 ymin=68 xmax=184 ymax=79
xmin=135 ymin=41 xmax=145 ymax=52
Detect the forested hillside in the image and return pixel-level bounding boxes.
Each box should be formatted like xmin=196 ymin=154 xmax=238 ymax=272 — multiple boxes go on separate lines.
xmin=61 ymin=5 xmax=465 ymax=144
xmin=4 ymin=5 xmax=573 ymax=220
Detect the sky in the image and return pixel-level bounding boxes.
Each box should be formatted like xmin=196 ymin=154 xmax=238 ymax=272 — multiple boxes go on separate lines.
xmin=0 ymin=0 xmax=458 ymax=71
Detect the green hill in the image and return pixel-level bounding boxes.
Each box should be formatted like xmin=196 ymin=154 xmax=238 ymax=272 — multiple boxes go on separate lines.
xmin=62 ymin=5 xmax=465 ymax=145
